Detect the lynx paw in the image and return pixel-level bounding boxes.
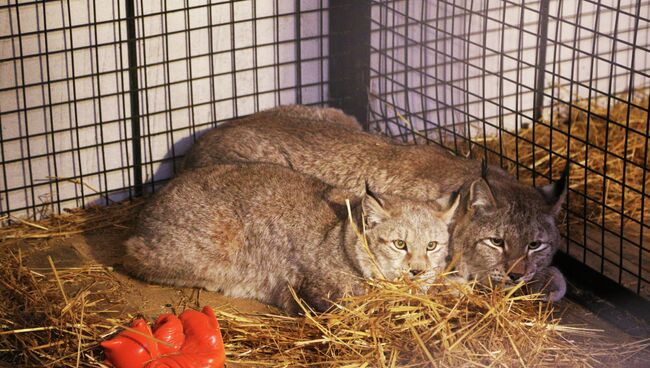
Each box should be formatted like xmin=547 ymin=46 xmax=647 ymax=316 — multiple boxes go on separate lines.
xmin=532 ymin=266 xmax=566 ymax=302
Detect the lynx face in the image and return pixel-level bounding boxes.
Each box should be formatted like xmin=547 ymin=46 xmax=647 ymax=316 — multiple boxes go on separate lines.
xmin=452 ymin=172 xmax=567 ymax=286
xmin=355 ymin=191 xmax=459 ymax=281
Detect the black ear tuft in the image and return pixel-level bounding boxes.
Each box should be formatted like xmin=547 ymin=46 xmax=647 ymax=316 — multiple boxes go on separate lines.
xmin=364 ymin=180 xmax=383 ymax=207
xmin=537 ymin=162 xmax=570 ymax=215
xmin=362 ymin=183 xmax=389 ymax=228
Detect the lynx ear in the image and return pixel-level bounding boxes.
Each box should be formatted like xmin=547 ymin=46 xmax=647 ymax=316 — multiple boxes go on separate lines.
xmin=537 ymin=163 xmax=569 ymax=215
xmin=440 ymin=193 xmax=460 ymax=225
xmin=362 ymin=183 xmax=389 ymax=228
xmin=468 ymin=178 xmax=497 ymax=213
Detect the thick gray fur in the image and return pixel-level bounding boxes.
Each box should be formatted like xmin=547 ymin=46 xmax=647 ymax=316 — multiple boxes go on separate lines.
xmin=124 ymin=163 xmax=457 ymax=313
xmin=181 ymin=105 xmax=568 ymax=301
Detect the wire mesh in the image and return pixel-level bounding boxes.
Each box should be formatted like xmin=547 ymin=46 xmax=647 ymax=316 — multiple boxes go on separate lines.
xmin=368 ymin=0 xmax=650 ymax=297
xmin=0 ymin=0 xmax=330 ymax=220
xmin=1 ymin=0 xmax=133 ymax=220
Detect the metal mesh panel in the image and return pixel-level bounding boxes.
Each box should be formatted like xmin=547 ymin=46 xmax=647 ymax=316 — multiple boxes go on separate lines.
xmin=0 ymin=0 xmax=330 ymax=219
xmin=369 ymin=0 xmax=650 ymax=297
xmin=0 ymin=0 xmax=133 ymax=219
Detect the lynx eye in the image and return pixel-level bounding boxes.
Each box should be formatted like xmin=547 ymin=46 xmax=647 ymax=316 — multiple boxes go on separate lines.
xmin=392 ymin=239 xmax=407 ymax=250
xmin=486 ymin=237 xmax=505 ymax=248
xmin=528 ymin=241 xmax=546 ymax=251
xmin=427 ymin=241 xmax=438 ymax=251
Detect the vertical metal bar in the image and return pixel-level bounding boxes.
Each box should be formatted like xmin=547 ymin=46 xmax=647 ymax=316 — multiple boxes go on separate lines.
xmin=388 ymin=2 xmax=402 ymax=140
xmin=125 ymin=0 xmax=143 ymax=197
xmin=618 ymin=0 xmax=643 ymax=285
xmin=91 ymin=0 xmax=110 ymax=205
xmin=161 ymin=0 xmax=176 ymax=173
xmin=115 ymin=0 xmax=134 ymax=200
xmin=433 ymin=1 xmax=445 ymax=145
xmin=496 ymin=2 xmax=506 ymax=168
xmin=532 ymin=0 xmax=550 ymax=125
xmin=600 ymin=0 xmax=622 ymax=274
xmin=137 ymin=0 xmax=153 ymax=192
xmin=319 ymin=0 xmax=325 ymax=105
xmin=207 ymin=0 xmax=219 ymax=120
xmin=548 ymin=0 xmax=563 ymax=253
xmin=420 ymin=0 xmax=434 ymax=143
xmin=480 ymin=0 xmax=489 ymax=156
xmin=274 ymin=0 xmax=280 ymax=106
xmin=378 ymin=1 xmax=389 ymax=134
xmin=183 ymin=0 xmax=197 ymax=141
xmin=565 ymin=0 xmax=583 ymax=261
xmin=251 ymin=0 xmax=260 ymax=111
xmin=64 ymin=0 xmax=87 ymax=208
xmin=514 ymin=3 xmax=526 ymax=180
xmin=638 ymin=95 xmax=650 ymax=294
xmin=581 ymin=0 xmax=602 ymax=266
xmin=230 ymin=1 xmax=239 ymax=115
xmin=403 ymin=0 xmax=416 ymax=142
xmin=448 ymin=0 xmax=459 ymax=152
xmin=39 ymin=3 xmax=61 ymax=213
xmin=329 ymin=0 xmax=371 ymax=128
xmin=463 ymin=0 xmax=474 ymax=153
xmin=294 ymin=0 xmax=303 ymax=104
xmin=14 ymin=2 xmax=38 ymax=218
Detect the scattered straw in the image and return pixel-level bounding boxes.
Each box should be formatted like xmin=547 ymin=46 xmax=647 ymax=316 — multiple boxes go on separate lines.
xmin=0 ymin=251 xmax=129 ymax=367
xmin=217 ymin=277 xmax=648 ymax=367
xmin=0 ymin=199 xmax=143 ymax=244
xmin=1 ymin=202 xmax=647 ymax=367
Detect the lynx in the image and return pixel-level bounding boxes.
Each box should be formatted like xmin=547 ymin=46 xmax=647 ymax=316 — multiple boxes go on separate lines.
xmin=181 ymin=105 xmax=568 ymax=301
xmin=124 ymin=163 xmax=458 ymax=313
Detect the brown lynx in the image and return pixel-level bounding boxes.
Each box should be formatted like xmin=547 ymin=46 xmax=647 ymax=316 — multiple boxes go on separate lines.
xmin=181 ymin=105 xmax=568 ymax=301
xmin=124 ymin=163 xmax=458 ymax=313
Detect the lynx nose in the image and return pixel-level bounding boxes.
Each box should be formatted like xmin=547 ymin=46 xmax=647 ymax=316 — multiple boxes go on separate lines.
xmin=508 ymin=272 xmax=524 ymax=281
xmin=409 ymin=269 xmax=424 ymax=277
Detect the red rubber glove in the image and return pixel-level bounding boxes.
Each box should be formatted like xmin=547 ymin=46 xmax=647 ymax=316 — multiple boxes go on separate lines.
xmin=101 ymin=319 xmax=160 ymax=368
xmin=101 ymin=306 xmax=225 ymax=368
xmin=152 ymin=314 xmax=185 ymax=355
xmin=177 ymin=307 xmax=225 ymax=367
xmin=145 ymin=307 xmax=226 ymax=368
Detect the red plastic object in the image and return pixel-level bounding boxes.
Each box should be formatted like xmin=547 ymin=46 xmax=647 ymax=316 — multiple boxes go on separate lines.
xmin=101 ymin=306 xmax=225 ymax=368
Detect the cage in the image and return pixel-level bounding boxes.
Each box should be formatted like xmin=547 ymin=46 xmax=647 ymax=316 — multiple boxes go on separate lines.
xmin=364 ymin=0 xmax=650 ymax=317
xmin=1 ymin=0 xmax=649 ymax=361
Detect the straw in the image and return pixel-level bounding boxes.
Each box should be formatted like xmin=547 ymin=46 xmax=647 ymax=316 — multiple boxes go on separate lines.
xmin=0 ymin=205 xmax=647 ymax=367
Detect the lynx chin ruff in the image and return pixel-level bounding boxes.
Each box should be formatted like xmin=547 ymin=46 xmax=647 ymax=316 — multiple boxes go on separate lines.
xmin=181 ymin=105 xmax=569 ymax=302
xmin=124 ymin=163 xmax=458 ymax=313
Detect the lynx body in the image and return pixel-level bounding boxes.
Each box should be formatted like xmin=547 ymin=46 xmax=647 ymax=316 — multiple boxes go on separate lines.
xmin=181 ymin=105 xmax=568 ymax=301
xmin=124 ymin=163 xmax=457 ymax=313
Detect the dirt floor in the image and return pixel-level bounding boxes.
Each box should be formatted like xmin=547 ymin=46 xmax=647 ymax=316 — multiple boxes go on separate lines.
xmin=5 ymin=221 xmax=650 ymax=367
